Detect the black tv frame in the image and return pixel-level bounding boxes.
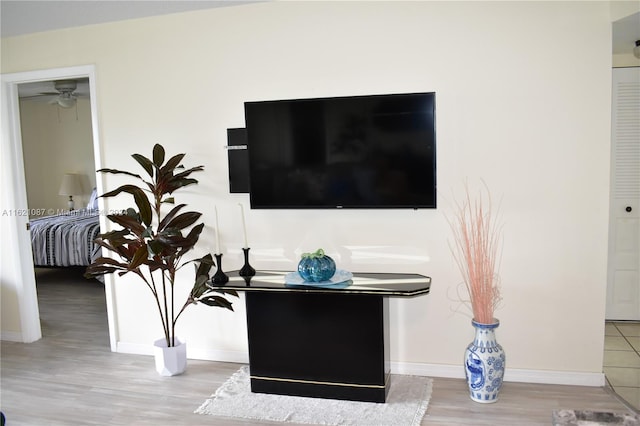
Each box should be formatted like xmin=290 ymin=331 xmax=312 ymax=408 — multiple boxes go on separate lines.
xmin=244 ymin=92 xmax=436 ymax=209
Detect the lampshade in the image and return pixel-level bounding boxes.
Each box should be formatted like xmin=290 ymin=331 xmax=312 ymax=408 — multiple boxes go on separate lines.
xmin=58 ymin=173 xmax=83 ymax=196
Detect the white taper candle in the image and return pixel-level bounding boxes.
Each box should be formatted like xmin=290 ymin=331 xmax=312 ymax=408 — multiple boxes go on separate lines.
xmin=239 ymin=203 xmax=248 ymax=248
xmin=215 ymin=206 xmax=221 ymax=254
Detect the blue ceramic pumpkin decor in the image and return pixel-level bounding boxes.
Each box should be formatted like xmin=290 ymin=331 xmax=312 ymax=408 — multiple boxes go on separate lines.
xmin=297 ymin=249 xmax=336 ymax=282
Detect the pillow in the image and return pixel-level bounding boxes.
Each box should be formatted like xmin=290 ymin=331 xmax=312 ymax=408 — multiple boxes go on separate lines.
xmin=87 ymin=188 xmax=99 ymax=210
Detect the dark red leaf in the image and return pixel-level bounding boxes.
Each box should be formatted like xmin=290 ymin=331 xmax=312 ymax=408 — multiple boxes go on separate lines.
xmin=132 ymin=154 xmax=154 ymax=178
xmin=152 ymin=144 xmax=165 ymax=167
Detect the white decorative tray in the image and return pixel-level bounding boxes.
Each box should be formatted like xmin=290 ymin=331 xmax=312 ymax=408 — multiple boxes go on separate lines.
xmin=284 ymin=270 xmax=353 ymax=287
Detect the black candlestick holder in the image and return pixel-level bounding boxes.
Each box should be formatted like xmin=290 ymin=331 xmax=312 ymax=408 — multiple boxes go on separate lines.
xmin=239 ymin=247 xmax=256 ymax=277
xmin=212 ymin=253 xmax=229 ymax=284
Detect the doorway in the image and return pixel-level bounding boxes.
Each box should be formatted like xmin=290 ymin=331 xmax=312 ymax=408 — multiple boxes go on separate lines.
xmin=18 ymin=76 xmax=107 ymax=344
xmin=1 ymin=65 xmax=116 ymax=350
xmin=603 ymin=66 xmax=640 ymax=411
xmin=606 ymin=66 xmax=640 ymax=321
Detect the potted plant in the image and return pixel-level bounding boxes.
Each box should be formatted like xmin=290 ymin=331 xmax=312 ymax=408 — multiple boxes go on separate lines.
xmin=84 ymin=143 xmax=238 ymax=376
xmin=449 ymin=183 xmax=505 ymax=403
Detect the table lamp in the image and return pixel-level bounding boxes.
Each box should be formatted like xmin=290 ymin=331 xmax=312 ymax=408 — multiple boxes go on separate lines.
xmin=58 ymin=173 xmax=82 ymax=210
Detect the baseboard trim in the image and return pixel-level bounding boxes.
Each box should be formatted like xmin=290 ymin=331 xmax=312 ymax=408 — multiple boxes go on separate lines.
xmin=187 ymin=347 xmax=249 ymax=364
xmin=116 ymin=341 xmax=249 ymax=364
xmin=504 ymin=368 xmax=605 ymax=387
xmin=0 ymin=331 xmax=24 ymax=342
xmin=114 ymin=343 xmax=605 ymax=387
xmin=389 ymin=361 xmax=605 ymax=387
xmin=115 ymin=342 xmax=154 ymax=356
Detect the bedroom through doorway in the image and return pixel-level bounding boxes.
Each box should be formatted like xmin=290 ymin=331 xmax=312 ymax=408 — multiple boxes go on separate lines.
xmin=17 ymin=77 xmax=108 ymax=344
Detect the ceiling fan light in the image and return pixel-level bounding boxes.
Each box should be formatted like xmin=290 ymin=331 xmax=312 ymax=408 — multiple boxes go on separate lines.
xmin=57 ymin=97 xmax=76 ymax=108
xmin=634 ymin=40 xmax=640 ymax=59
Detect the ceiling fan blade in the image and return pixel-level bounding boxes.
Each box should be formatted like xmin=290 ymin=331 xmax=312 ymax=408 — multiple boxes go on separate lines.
xmin=21 ymin=91 xmax=58 ymax=100
xmin=19 ymin=94 xmax=51 ymax=100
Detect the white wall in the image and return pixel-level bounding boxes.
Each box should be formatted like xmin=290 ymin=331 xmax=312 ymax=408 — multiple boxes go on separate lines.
xmin=1 ymin=1 xmax=614 ymax=381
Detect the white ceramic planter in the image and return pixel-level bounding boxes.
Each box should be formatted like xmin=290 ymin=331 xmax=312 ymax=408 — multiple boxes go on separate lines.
xmin=153 ymin=337 xmax=187 ymax=376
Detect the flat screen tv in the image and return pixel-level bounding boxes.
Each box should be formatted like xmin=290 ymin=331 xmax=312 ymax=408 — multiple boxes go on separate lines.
xmin=245 ymin=92 xmax=436 ymax=209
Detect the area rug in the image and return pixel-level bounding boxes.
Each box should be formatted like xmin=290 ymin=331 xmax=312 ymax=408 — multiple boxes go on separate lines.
xmin=552 ymin=410 xmax=640 ymax=426
xmin=195 ymin=366 xmax=432 ymax=425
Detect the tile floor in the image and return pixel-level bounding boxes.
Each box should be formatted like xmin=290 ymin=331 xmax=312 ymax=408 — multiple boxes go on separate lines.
xmin=604 ymin=321 xmax=640 ymax=411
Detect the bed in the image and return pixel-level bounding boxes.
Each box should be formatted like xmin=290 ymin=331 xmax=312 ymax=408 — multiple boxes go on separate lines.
xmin=29 ymin=189 xmax=102 ymax=267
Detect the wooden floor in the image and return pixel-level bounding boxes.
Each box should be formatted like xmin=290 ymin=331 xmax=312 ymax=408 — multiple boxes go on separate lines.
xmin=1 ymin=267 xmax=637 ymax=425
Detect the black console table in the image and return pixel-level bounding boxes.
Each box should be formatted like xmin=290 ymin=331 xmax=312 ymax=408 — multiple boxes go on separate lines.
xmin=208 ymin=270 xmax=430 ymax=403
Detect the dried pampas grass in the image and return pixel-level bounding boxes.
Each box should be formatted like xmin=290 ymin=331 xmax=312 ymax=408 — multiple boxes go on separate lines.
xmin=448 ymin=182 xmax=503 ymax=325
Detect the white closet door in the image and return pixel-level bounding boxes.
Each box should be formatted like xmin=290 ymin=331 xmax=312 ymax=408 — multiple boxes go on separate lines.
xmin=606 ymin=67 xmax=640 ymax=320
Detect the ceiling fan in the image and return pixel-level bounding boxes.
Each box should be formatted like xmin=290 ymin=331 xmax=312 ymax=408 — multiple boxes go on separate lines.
xmin=45 ymin=80 xmax=82 ymax=108
xmin=24 ymin=79 xmax=87 ymax=108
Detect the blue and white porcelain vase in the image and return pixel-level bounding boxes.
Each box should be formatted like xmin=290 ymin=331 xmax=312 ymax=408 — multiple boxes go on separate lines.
xmin=464 ymin=319 xmax=505 ymax=403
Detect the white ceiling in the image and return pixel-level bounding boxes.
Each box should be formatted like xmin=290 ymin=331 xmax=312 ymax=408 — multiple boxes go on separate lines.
xmin=1 ymin=1 xmax=260 ymax=38
xmin=612 ymin=11 xmax=640 ymax=55
xmin=2 ymin=1 xmax=639 ymax=53
xmin=19 ymin=78 xmax=90 ymax=100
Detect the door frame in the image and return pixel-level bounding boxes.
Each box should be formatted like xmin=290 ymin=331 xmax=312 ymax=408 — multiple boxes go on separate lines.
xmin=605 ymin=66 xmax=640 ymax=321
xmin=1 ymin=65 xmax=117 ymax=350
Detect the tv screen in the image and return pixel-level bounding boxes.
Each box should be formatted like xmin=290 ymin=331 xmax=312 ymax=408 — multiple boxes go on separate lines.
xmin=245 ymin=92 xmax=436 ymax=209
